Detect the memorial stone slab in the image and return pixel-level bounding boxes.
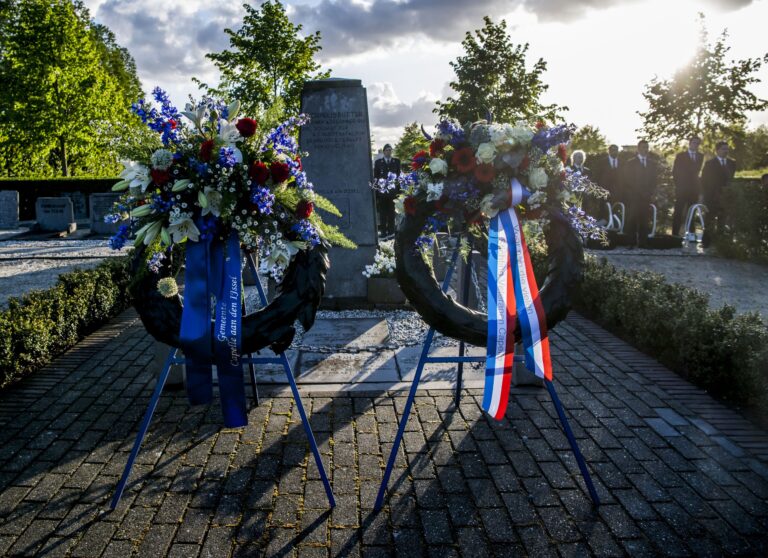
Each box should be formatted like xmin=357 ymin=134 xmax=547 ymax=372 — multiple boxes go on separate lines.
xmin=0 ymin=190 xmax=19 ymax=229
xmin=35 ymin=197 xmax=76 ymax=233
xmin=89 ymin=193 xmax=124 ymax=235
xmin=298 ymin=351 xmax=399 ymax=384
xmin=300 ymin=317 xmax=390 ymax=348
xmin=300 ymin=78 xmax=378 ymax=300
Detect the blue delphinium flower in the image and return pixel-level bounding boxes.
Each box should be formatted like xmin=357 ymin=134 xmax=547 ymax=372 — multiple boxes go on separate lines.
xmin=261 ymin=114 xmax=309 ymax=154
xmin=218 ymin=146 xmax=237 ymax=169
xmin=531 ymin=123 xmax=575 ymax=152
xmin=103 ymin=213 xmax=121 ymax=224
xmin=251 ymin=186 xmax=275 ymax=215
xmin=147 ymin=251 xmax=166 ymax=273
xmin=108 ymin=223 xmax=131 ymax=250
xmin=196 ymin=214 xmax=219 ymax=241
xmin=415 ymin=235 xmax=435 ymax=250
xmin=292 ymin=219 xmax=321 ymax=246
xmin=437 ymin=120 xmax=466 ymax=145
xmin=150 ymin=194 xmax=174 ymax=213
xmin=131 ymin=87 xmax=181 ymax=145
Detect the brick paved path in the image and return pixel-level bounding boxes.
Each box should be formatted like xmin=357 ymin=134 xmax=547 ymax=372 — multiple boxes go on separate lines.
xmin=1 ymin=311 xmax=768 ymax=557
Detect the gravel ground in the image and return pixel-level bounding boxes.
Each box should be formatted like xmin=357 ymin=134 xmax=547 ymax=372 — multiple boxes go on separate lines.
xmin=589 ymin=244 xmax=768 ymax=320
xmin=0 ymin=238 xmax=129 ymax=308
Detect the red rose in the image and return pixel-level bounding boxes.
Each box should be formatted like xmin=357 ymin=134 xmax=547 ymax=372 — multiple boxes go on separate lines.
xmin=404 ymin=196 xmax=417 ymax=216
xmin=249 ymin=161 xmax=270 ymax=184
xmin=199 ymin=139 xmax=215 ymax=162
xmin=150 ymin=168 xmax=171 ymax=185
xmin=520 ymin=155 xmax=530 ymax=172
xmin=452 ymin=147 xmax=477 ymax=174
xmin=270 ymin=161 xmax=291 ymax=183
xmin=169 ymin=119 xmax=177 ymax=130
xmin=411 ymin=150 xmax=428 ymax=170
xmin=557 ymin=143 xmax=568 ymax=164
xmin=474 ymin=163 xmax=496 ymax=183
xmin=296 ymin=200 xmax=314 ymax=219
xmin=296 ymin=157 xmax=303 ymax=171
xmin=235 ymin=117 xmax=258 ymax=138
xmin=429 ymin=139 xmax=446 ymax=158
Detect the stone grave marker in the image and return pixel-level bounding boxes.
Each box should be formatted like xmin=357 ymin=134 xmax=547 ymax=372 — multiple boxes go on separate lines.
xmin=300 ymin=78 xmax=378 ymax=300
xmin=0 ymin=190 xmax=19 ymax=229
xmin=36 ymin=197 xmax=76 ymax=233
xmin=89 ymin=193 xmax=124 ymax=235
xmin=63 ymin=191 xmax=88 ymax=220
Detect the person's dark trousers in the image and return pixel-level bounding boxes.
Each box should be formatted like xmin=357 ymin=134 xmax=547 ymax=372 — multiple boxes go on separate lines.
xmin=701 ymin=199 xmax=723 ymax=247
xmin=672 ymin=191 xmax=698 ymax=236
xmin=626 ymin=200 xmax=650 ymax=247
xmin=376 ymin=192 xmax=395 ymax=236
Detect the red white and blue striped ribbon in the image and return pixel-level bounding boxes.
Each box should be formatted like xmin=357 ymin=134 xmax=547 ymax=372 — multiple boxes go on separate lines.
xmin=483 ymin=178 xmax=553 ymax=420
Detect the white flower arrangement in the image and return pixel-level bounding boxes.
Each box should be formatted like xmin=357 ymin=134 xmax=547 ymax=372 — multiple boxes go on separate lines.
xmin=362 ymin=240 xmax=396 ymax=278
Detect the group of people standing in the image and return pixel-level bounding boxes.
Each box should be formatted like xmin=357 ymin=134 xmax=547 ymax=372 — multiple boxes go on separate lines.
xmin=576 ymin=136 xmax=736 ymax=247
xmin=373 ymin=137 xmax=739 ymax=247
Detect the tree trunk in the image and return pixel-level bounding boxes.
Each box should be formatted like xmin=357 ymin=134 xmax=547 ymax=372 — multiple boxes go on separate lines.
xmin=59 ymin=135 xmax=68 ymax=177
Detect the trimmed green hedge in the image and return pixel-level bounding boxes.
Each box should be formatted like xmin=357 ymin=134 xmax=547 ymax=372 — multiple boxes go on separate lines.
xmin=716 ymin=178 xmax=768 ymax=262
xmin=575 ymin=258 xmax=768 ymax=410
xmin=0 ymin=256 xmax=132 ymax=389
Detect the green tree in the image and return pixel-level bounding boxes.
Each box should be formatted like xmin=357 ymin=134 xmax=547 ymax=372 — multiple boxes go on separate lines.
xmin=0 ymin=0 xmax=137 ymax=176
xmin=90 ymin=22 xmax=143 ymax=106
xmin=394 ymin=122 xmax=430 ymax=164
xmin=638 ymin=14 xmax=768 ymax=151
xmin=740 ymin=124 xmax=768 ymax=170
xmin=571 ymin=124 xmax=608 ymax=154
xmin=435 ymin=16 xmax=564 ymax=124
xmin=201 ymin=0 xmax=329 ymax=115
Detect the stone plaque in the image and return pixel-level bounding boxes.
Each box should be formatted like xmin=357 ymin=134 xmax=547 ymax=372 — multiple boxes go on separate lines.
xmin=0 ymin=190 xmax=19 ymax=229
xmin=301 ymin=318 xmax=390 ymax=348
xmin=36 ymin=197 xmax=76 ymax=233
xmin=90 ymin=193 xmax=124 ymax=235
xmin=63 ymin=191 xmax=87 ymax=219
xmin=300 ymin=78 xmax=378 ymax=299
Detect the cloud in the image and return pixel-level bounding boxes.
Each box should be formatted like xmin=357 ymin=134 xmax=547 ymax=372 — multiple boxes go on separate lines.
xmin=367 ymin=82 xmax=439 ymax=128
xmin=92 ymin=0 xmax=242 ymax=83
xmin=290 ymin=0 xmax=755 ymax=58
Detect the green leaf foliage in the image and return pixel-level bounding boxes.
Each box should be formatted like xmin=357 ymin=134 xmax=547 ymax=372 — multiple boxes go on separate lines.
xmin=637 ymin=14 xmax=768 ymax=152
xmin=199 ymin=0 xmax=330 ymax=116
xmin=0 ymin=256 xmax=132 ymax=389
xmin=394 ymin=122 xmax=430 ymax=165
xmin=435 ymin=16 xmax=565 ymax=124
xmin=0 ymin=0 xmax=145 ymax=177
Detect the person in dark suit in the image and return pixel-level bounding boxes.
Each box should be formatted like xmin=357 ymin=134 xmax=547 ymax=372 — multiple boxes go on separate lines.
xmin=598 ymin=144 xmax=622 ymax=202
xmin=671 ymin=136 xmax=704 ymax=236
xmin=623 ymin=140 xmax=658 ymax=247
xmin=701 ymin=140 xmax=736 ymax=245
xmin=373 ymin=144 xmax=401 ymax=237
xmin=570 ymin=149 xmax=591 ymax=177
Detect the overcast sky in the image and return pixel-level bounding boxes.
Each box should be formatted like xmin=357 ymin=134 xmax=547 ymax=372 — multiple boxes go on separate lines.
xmin=84 ymin=0 xmax=768 ymax=149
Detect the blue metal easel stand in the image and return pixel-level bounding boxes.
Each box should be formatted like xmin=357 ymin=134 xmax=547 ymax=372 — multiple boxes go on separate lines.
xmin=110 ymin=254 xmax=335 ymax=510
xmin=374 ymin=240 xmax=600 ymax=511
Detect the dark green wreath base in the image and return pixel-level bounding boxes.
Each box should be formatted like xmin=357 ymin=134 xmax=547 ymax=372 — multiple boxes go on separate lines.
xmin=130 ymin=241 xmax=330 ymax=355
xmin=395 ymin=204 xmax=585 ymax=348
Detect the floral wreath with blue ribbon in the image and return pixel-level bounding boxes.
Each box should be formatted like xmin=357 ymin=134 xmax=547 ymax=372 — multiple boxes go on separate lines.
xmin=108 ymin=88 xmax=354 ymax=427
xmin=374 ymin=118 xmax=606 ymax=419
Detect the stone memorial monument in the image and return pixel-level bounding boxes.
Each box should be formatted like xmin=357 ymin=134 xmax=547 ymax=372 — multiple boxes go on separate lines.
xmin=300 ymin=78 xmax=378 ymax=301
xmin=63 ymin=191 xmax=88 ymax=220
xmin=0 ymin=190 xmax=19 ymax=229
xmin=35 ymin=197 xmax=76 ymax=233
xmin=89 ymin=193 xmax=124 ymax=235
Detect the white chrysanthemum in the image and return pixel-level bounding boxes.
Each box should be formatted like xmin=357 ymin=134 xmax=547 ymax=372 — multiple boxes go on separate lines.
xmin=527 ymin=191 xmax=547 ymax=209
xmin=528 ymin=167 xmax=549 ymax=190
xmin=480 ymin=194 xmax=500 ymax=219
xmin=426 ymin=181 xmax=444 ymax=201
xmin=150 ymin=149 xmax=173 ymax=170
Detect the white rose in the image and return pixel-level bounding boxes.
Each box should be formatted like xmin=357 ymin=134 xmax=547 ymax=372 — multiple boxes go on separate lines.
xmin=428 ymin=157 xmax=448 ymax=176
xmin=426 ymin=181 xmax=444 ymax=201
xmin=528 ymin=167 xmax=549 ymax=190
xmin=476 ymin=142 xmax=497 ymax=164
xmin=510 ymin=123 xmax=534 ymax=146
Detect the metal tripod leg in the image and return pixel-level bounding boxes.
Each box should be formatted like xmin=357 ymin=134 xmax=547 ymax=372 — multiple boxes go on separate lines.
xmin=455 ymin=239 xmax=474 ymax=406
xmin=110 ymin=348 xmax=176 ymax=509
